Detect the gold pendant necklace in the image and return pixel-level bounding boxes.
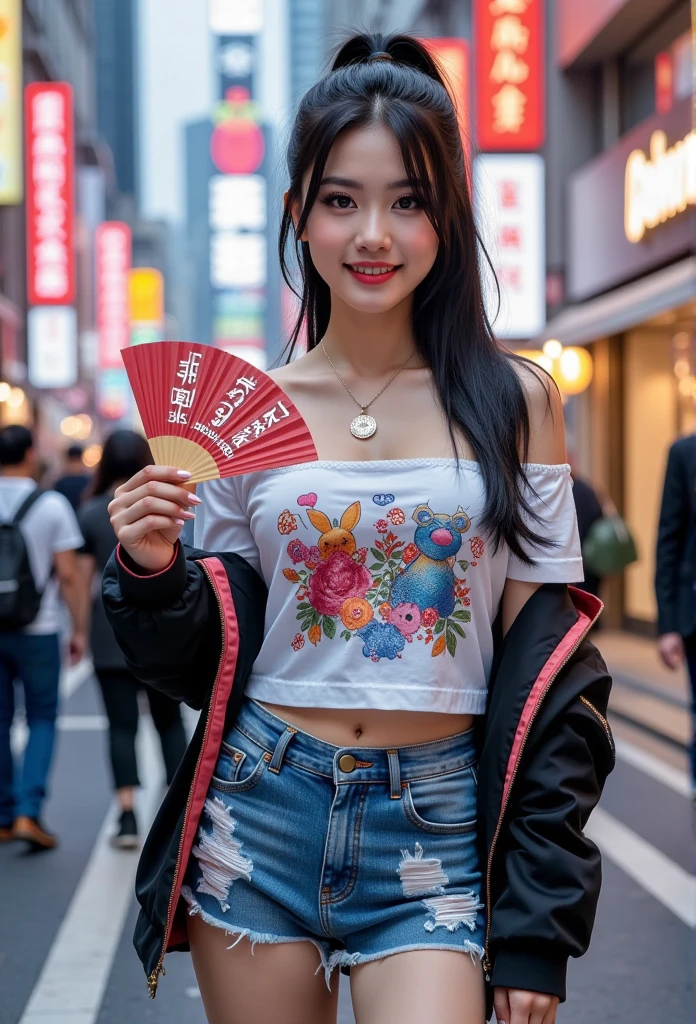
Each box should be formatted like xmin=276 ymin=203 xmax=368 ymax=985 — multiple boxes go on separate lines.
xmin=321 ymin=341 xmax=414 ymax=440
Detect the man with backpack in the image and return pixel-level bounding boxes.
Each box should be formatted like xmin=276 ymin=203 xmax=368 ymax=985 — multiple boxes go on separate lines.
xmin=0 ymin=425 xmax=85 ymax=849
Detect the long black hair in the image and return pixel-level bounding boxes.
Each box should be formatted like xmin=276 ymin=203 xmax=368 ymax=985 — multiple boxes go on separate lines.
xmin=91 ymin=430 xmax=152 ymax=497
xmin=278 ymin=31 xmax=551 ymax=563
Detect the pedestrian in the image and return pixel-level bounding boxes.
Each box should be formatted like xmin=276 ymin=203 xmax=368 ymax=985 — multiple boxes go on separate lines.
xmin=571 ymin=472 xmax=605 ymax=598
xmin=655 ymin=433 xmax=696 ymax=798
xmin=52 ymin=443 xmax=91 ymax=511
xmin=0 ymin=425 xmax=86 ymax=850
xmin=102 ymin=33 xmax=614 ymax=1024
xmin=77 ymin=430 xmax=187 ymax=848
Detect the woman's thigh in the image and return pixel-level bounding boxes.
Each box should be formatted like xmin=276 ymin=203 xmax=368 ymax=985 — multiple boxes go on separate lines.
xmin=350 ymin=948 xmax=485 ymax=1024
xmin=188 ymin=913 xmax=340 ymax=1024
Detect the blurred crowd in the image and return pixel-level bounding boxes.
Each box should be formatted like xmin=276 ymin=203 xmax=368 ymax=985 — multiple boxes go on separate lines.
xmin=0 ymin=423 xmax=693 ymax=856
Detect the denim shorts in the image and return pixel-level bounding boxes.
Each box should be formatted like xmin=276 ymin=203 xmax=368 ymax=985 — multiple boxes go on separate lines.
xmin=181 ymin=696 xmax=485 ymax=987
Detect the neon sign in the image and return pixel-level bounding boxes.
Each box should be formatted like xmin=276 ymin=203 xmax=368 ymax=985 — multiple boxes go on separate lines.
xmin=624 ymin=129 xmax=696 ymax=242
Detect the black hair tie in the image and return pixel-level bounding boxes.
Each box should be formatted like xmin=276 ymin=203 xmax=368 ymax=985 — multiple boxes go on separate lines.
xmin=367 ymin=51 xmax=394 ymax=62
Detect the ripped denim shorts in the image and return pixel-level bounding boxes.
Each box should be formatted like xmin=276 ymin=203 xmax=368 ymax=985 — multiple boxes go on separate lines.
xmin=181 ymin=696 xmax=485 ymax=988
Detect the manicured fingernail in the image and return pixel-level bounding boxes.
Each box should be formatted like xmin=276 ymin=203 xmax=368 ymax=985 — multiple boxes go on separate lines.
xmin=173 ymin=518 xmax=184 ymax=525
xmin=187 ymin=494 xmax=202 ymax=504
xmin=182 ymin=511 xmax=195 ymax=519
xmin=176 ymin=470 xmax=191 ymax=479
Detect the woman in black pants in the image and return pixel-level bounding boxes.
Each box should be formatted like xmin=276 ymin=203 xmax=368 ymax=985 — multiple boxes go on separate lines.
xmin=78 ymin=430 xmax=187 ymax=847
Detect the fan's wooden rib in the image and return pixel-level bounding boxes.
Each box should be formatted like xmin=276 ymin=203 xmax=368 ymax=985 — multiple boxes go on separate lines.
xmin=149 ymin=436 xmax=220 ymax=481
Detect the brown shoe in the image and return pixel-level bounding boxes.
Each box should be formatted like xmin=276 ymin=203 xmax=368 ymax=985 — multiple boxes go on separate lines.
xmin=12 ymin=816 xmax=58 ymax=850
xmin=0 ymin=824 xmax=14 ymax=843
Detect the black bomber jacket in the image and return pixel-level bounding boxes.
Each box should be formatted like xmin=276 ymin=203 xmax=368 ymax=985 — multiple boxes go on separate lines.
xmin=102 ymin=539 xmax=614 ymax=1014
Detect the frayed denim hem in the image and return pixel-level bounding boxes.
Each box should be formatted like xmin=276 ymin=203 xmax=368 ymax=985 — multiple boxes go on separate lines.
xmin=326 ymin=940 xmax=485 ymax=975
xmin=180 ymin=886 xmax=484 ymax=988
xmin=180 ymin=885 xmax=335 ymax=989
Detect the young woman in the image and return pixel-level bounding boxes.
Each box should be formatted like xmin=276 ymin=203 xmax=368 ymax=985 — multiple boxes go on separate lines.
xmin=102 ymin=33 xmax=613 ymax=1024
xmin=78 ymin=431 xmax=187 ymax=847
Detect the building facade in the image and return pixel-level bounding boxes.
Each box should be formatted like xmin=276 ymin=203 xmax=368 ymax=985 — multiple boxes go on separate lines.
xmin=542 ymin=1 xmax=695 ymax=631
xmin=0 ymin=1 xmax=98 ymax=443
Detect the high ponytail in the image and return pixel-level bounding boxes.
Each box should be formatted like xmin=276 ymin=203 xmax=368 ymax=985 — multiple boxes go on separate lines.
xmin=278 ymin=32 xmax=551 ymax=565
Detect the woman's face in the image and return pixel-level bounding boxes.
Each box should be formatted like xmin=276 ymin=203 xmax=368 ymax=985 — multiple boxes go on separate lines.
xmin=293 ymin=125 xmax=439 ymax=314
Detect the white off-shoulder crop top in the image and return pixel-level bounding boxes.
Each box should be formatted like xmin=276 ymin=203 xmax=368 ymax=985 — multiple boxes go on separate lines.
xmin=195 ymin=459 xmax=582 ymax=716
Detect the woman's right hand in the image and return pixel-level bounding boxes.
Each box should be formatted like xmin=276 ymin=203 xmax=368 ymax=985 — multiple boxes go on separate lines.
xmin=108 ymin=465 xmax=200 ymax=573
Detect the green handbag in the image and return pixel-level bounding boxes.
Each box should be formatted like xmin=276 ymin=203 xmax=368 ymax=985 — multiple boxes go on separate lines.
xmin=581 ymin=511 xmax=638 ymax=577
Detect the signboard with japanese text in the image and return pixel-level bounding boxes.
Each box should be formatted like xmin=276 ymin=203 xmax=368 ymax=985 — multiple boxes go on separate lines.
xmin=96 ymin=221 xmax=131 ymax=369
xmin=25 ymin=83 xmax=76 ymax=305
xmin=0 ymin=0 xmax=22 ymax=204
xmin=27 ymin=306 xmax=77 ymax=388
xmin=474 ymin=153 xmax=545 ymax=338
xmin=474 ymin=0 xmax=544 ymax=151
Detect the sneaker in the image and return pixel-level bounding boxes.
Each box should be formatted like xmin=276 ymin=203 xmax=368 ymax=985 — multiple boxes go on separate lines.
xmin=110 ymin=809 xmax=139 ymax=850
xmin=12 ymin=816 xmax=58 ymax=850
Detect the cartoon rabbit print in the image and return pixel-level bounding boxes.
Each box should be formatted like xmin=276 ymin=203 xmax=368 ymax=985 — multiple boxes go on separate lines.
xmin=307 ymin=502 xmax=361 ymax=559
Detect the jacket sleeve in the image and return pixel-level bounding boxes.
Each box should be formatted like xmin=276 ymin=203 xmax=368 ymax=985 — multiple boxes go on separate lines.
xmin=489 ymin=648 xmax=614 ymax=1001
xmin=101 ymin=541 xmax=225 ymax=710
xmin=655 ymin=442 xmax=689 ymax=635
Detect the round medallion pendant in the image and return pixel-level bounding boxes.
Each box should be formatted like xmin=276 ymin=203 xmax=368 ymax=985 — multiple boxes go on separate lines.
xmin=350 ymin=413 xmax=377 ymax=439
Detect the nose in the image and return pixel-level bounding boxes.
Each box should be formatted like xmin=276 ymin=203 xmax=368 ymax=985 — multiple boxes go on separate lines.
xmin=431 ymin=528 xmax=453 ymax=546
xmin=354 ymin=206 xmax=392 ymax=252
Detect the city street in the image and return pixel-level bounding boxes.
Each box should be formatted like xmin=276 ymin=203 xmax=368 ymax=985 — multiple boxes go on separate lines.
xmin=0 ymin=647 xmax=693 ymax=1024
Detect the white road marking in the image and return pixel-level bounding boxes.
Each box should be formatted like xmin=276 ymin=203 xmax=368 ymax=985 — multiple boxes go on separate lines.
xmin=586 ymin=807 xmax=696 ymax=929
xmin=18 ymin=717 xmax=163 ymax=1024
xmin=61 ymin=658 xmax=93 ymax=699
xmin=614 ymin=735 xmax=691 ymax=798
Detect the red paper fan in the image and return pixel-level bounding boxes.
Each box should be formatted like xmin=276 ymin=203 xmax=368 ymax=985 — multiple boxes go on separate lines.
xmin=121 ymin=341 xmax=317 ymax=483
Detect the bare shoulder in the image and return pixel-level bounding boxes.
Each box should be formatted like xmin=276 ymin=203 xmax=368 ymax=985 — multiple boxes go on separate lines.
xmin=512 ymin=358 xmax=567 ymax=465
xmin=266 ymin=350 xmax=322 ymax=386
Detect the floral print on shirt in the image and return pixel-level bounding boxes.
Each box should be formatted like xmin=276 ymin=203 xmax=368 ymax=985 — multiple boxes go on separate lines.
xmin=281 ymin=496 xmax=483 ymax=661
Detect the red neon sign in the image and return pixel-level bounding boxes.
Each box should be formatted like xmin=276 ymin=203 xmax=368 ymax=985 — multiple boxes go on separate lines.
xmin=96 ymin=222 xmax=132 ymax=369
xmin=423 ymin=38 xmax=470 ymax=154
xmin=474 ymin=0 xmax=544 ymax=151
xmin=25 ymin=83 xmax=76 ymax=306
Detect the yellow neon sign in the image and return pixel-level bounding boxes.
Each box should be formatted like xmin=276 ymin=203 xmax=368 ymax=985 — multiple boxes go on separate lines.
xmin=624 ymin=129 xmax=696 ymax=242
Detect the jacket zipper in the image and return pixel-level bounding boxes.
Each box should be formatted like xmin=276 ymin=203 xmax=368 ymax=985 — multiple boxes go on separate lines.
xmin=147 ymin=561 xmax=228 ymax=999
xmin=481 ymin=617 xmax=593 ymax=981
xmin=579 ymin=695 xmax=615 ymax=756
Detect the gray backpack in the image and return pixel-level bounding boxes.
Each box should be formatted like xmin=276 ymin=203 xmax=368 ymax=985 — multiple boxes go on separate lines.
xmin=0 ymin=488 xmax=44 ymax=631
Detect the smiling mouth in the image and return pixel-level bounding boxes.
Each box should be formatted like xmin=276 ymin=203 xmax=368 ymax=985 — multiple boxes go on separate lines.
xmin=344 ymin=264 xmax=403 ymax=276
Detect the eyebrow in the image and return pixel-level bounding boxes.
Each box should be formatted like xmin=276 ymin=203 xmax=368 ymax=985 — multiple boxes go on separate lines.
xmin=319 ymin=175 xmax=415 ymax=189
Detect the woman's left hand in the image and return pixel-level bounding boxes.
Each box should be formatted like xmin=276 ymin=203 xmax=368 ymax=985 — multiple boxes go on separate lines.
xmin=494 ymin=987 xmax=559 ymax=1024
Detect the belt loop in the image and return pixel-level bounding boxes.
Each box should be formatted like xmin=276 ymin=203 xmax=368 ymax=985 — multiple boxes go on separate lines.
xmin=387 ymin=749 xmax=401 ymax=799
xmin=267 ymin=726 xmax=297 ymax=774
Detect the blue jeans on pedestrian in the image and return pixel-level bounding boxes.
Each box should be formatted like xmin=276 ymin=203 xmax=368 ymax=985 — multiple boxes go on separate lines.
xmin=0 ymin=632 xmax=61 ymax=824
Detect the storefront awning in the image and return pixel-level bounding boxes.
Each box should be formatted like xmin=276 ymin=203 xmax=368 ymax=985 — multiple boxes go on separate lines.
xmin=538 ymin=256 xmax=696 ymax=346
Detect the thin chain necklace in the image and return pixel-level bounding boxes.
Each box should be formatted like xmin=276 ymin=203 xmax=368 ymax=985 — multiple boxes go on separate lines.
xmin=321 ymin=340 xmax=415 ymax=439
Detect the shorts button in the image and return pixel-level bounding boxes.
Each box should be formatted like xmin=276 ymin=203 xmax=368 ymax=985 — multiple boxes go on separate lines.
xmin=339 ymin=753 xmax=357 ymax=772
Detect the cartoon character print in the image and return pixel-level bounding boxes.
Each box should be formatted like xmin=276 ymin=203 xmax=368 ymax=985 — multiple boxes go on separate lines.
xmin=390 ymin=504 xmax=471 ymax=619
xmin=283 ymin=494 xmax=481 ymax=661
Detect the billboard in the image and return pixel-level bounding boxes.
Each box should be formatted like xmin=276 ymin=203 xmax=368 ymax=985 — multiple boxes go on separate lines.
xmin=0 ymin=0 xmax=22 ymax=204
xmin=27 ymin=306 xmax=78 ymax=388
xmin=96 ymin=221 xmax=131 ymax=369
xmin=25 ymin=83 xmax=76 ymax=305
xmin=474 ymin=0 xmax=544 ymax=151
xmin=474 ymin=153 xmax=545 ymax=338
xmin=209 ymin=0 xmax=263 ymax=36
